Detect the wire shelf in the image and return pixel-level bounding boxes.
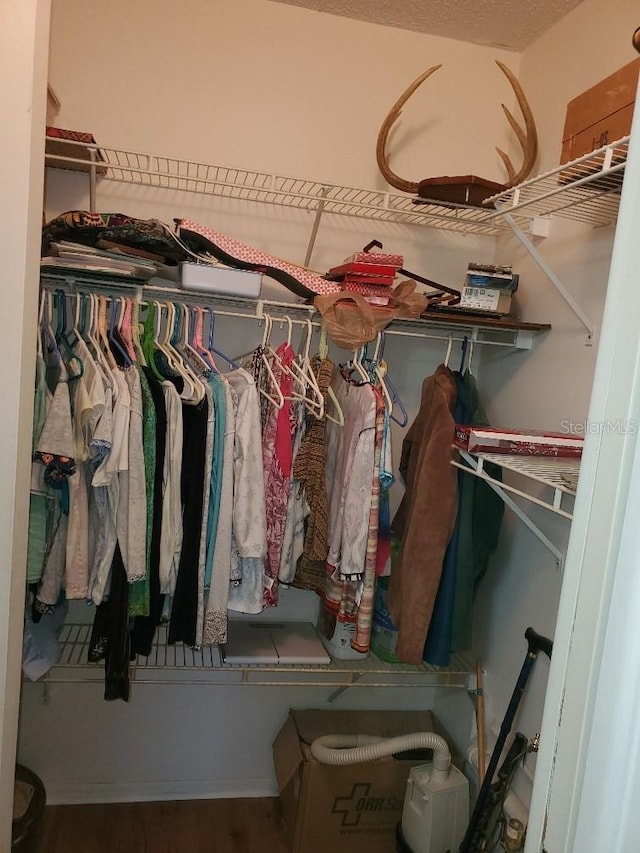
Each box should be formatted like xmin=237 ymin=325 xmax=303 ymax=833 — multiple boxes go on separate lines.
xmin=44 ymin=137 xmax=527 ymax=237
xmin=485 ymin=137 xmax=629 ymax=227
xmin=454 ymin=450 xmax=579 ymax=521
xmin=42 ymin=623 xmax=474 ymax=688
xmin=478 ymin=452 xmax=580 ymax=495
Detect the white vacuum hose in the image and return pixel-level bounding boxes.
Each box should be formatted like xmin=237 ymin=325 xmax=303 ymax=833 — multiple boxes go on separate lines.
xmin=310 ymin=732 xmax=451 ymax=781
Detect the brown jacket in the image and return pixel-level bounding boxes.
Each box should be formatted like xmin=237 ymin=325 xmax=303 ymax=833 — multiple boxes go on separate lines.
xmin=388 ymin=364 xmax=458 ymax=664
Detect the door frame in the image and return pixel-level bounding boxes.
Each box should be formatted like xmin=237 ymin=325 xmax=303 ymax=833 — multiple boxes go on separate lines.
xmin=0 ymin=1 xmax=51 ymax=847
xmin=526 ymin=80 xmax=640 ymax=853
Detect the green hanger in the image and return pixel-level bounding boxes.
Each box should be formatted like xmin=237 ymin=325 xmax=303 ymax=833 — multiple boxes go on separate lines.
xmin=141 ymin=302 xmax=166 ymax=382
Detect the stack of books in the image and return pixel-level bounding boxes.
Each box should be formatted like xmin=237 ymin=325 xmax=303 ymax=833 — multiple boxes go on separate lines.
xmin=326 ymin=250 xmax=403 ymax=306
xmin=41 ymin=241 xmax=160 ymax=281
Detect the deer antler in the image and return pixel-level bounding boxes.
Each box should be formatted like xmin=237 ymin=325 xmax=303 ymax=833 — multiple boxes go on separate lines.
xmin=494 ymin=60 xmax=538 ymax=187
xmin=375 ymin=61 xmax=538 ymax=203
xmin=376 ymin=65 xmax=442 ymax=194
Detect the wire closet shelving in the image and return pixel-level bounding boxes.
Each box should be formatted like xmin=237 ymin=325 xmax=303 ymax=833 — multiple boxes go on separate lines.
xmin=39 ymin=132 xmax=630 ymax=680
xmin=44 ymin=624 xmax=475 ymax=695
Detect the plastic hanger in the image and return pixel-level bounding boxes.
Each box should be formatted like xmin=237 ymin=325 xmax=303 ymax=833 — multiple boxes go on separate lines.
xmin=175 ymin=302 xmax=212 ymax=375
xmin=295 ymin=319 xmax=325 ymax=419
xmin=255 ymin=314 xmax=285 ymax=409
xmin=190 ymin=307 xmax=217 ymax=371
xmin=98 ymin=295 xmax=118 ymax=371
xmin=317 ymin=324 xmax=344 ymax=427
xmin=130 ymin=299 xmax=147 ymax=366
xmin=467 ymin=337 xmax=476 ymax=375
xmin=84 ymin=293 xmax=110 ymax=374
xmin=375 ymin=332 xmax=408 ymax=427
xmin=40 ymin=290 xmax=63 ymax=375
xmin=107 ymin=298 xmax=133 ymax=367
xmin=36 ymin=290 xmax=47 ymax=362
xmin=374 ymin=359 xmax=394 ymax=414
xmin=118 ymin=297 xmax=138 ymax=364
xmin=163 ymin=300 xmax=204 ymax=404
xmin=55 ymin=290 xmax=84 ymax=379
xmin=147 ymin=300 xmax=178 ymax=379
xmin=444 ymin=335 xmax=453 ymax=368
xmin=387 ymin=372 xmax=408 ymax=426
xmin=459 ymin=336 xmax=469 ymax=373
xmin=341 ymin=345 xmax=371 ymax=385
xmin=280 ymin=317 xmax=324 ymax=416
xmin=205 ymin=308 xmax=242 ymax=371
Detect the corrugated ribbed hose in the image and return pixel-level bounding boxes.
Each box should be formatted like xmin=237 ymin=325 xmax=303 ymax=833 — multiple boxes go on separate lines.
xmin=310 ymin=732 xmax=451 ymax=781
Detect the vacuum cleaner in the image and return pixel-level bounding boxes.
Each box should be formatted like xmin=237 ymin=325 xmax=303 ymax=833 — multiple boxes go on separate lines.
xmin=310 ymin=627 xmax=552 ymax=853
xmin=311 ymin=731 xmax=469 ymax=853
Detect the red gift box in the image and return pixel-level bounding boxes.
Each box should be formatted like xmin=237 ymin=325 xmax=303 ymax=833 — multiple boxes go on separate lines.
xmin=327 ymin=261 xmax=399 ymax=280
xmin=340 ymin=273 xmax=396 ymax=287
xmin=453 ymin=425 xmax=583 ymax=458
xmin=344 ymin=250 xmax=404 ymax=267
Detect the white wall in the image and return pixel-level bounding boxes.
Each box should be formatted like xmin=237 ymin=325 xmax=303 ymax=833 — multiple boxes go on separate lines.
xmin=474 ymin=0 xmax=640 ymax=829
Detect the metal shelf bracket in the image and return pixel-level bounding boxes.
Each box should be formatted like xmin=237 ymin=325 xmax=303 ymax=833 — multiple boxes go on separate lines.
xmin=452 ymin=451 xmax=577 ymax=569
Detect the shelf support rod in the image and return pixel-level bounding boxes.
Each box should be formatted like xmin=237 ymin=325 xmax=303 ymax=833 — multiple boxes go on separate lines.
xmin=304 ymin=186 xmax=329 ymax=267
xmin=495 ymin=205 xmax=595 ymax=343
xmin=89 ymin=148 xmax=97 ymax=213
xmin=454 ymin=453 xmax=565 ymax=569
xmin=326 ymin=673 xmax=363 ymax=703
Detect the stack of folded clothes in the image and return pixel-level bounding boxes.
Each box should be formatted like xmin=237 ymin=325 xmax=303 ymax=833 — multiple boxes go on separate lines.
xmin=325 ymin=249 xmax=403 ymax=305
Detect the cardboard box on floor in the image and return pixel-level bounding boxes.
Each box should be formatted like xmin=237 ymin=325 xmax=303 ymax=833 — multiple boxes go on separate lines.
xmin=273 ymin=708 xmax=458 ymax=853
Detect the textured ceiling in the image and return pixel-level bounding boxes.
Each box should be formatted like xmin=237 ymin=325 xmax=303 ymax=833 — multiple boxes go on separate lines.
xmin=269 ymin=0 xmax=588 ymax=50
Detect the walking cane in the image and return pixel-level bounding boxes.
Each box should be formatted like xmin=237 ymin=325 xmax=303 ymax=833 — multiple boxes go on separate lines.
xmin=459 ymin=627 xmax=553 ymax=853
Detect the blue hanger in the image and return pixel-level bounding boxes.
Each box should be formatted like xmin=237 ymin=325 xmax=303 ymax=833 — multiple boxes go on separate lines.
xmin=206 ymin=308 xmax=241 ymax=370
xmin=459 ymin=335 xmax=469 ymax=373
xmin=108 ymin=299 xmax=133 ymax=367
xmin=386 ymin=374 xmax=408 ymax=427
xmin=54 ymin=290 xmax=84 ymax=379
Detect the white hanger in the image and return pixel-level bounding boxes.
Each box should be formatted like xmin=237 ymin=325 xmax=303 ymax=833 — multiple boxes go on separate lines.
xmin=374 ymin=359 xmax=394 ymax=413
xmin=467 ymin=337 xmax=475 ymax=374
xmin=318 ymin=324 xmax=344 ymax=427
xmin=37 ymin=290 xmax=47 ymax=361
xmin=350 ymin=345 xmax=371 ymax=384
xmin=177 ymin=303 xmax=212 ymax=373
xmin=161 ymin=301 xmax=205 ymax=404
xmin=284 ymin=318 xmax=324 ymax=417
xmin=297 ymin=319 xmax=325 ymax=418
xmin=444 ymin=335 xmax=453 ymax=367
xmin=97 ymin=295 xmax=118 ymax=371
xmin=84 ymin=294 xmax=108 ymax=372
xmin=130 ymin=299 xmax=147 ymax=366
xmin=368 ymin=334 xmax=393 ymax=412
xmin=256 ymin=314 xmax=285 ymax=409
xmin=152 ymin=301 xmax=201 ymax=403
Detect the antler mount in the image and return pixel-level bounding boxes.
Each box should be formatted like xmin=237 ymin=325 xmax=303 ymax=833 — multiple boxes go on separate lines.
xmin=376 ymin=61 xmax=538 ymax=207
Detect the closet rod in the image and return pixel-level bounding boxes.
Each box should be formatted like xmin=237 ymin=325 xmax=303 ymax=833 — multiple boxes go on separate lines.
xmin=42 ymin=282 xmax=524 ymax=349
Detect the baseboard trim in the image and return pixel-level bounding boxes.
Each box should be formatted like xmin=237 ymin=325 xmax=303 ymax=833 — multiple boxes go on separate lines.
xmin=45 ymin=778 xmax=278 ymax=805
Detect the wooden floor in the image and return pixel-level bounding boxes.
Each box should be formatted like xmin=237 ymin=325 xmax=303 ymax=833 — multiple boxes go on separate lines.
xmin=33 ymin=798 xmax=290 ymax=853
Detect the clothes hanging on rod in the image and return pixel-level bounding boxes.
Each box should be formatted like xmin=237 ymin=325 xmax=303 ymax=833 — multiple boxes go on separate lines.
xmin=26 ymin=282 xmax=503 ymax=695
xmin=28 ymin=286 xmax=379 ymax=696
xmin=387 ymin=364 xmax=459 ymax=665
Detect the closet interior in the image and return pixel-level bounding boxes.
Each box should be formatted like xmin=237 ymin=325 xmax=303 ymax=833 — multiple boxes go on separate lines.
xmin=13 ymin=2 xmax=640 ymax=851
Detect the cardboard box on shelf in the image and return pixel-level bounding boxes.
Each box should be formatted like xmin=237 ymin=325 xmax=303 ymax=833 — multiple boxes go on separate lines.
xmin=273 ymin=708 xmax=458 ymax=853
xmin=459 ymin=263 xmax=519 ymax=315
xmin=560 ymin=58 xmax=640 ymax=164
